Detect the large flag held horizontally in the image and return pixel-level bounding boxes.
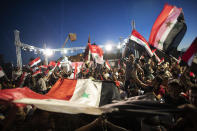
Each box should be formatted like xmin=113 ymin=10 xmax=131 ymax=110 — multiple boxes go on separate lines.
xmin=130 ymin=29 xmax=153 ymax=57
xmin=149 ymin=4 xmax=187 ymax=53
xmin=0 ymin=79 xmax=120 ymax=115
xmin=181 ymin=38 xmax=197 ymax=66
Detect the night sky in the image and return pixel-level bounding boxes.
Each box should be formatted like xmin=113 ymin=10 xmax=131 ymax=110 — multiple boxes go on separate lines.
xmin=0 ymin=0 xmax=197 ymax=65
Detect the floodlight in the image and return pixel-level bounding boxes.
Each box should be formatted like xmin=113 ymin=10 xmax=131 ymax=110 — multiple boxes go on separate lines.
xmin=44 ymin=49 xmax=53 ymax=56
xmin=105 ymin=44 xmax=112 ymax=51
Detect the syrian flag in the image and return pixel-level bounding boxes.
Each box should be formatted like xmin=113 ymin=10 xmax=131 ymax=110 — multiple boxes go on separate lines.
xmin=88 ymin=44 xmax=104 ymax=64
xmin=18 ymin=72 xmax=28 ymax=87
xmin=105 ymin=60 xmax=111 ymax=70
xmin=181 ymin=38 xmax=197 ymax=66
xmin=118 ymin=59 xmax=121 ymax=69
xmin=0 ymin=79 xmax=120 ymax=115
xmin=152 ymin=49 xmax=161 ymax=62
xmin=149 ymin=4 xmax=187 ymax=53
xmin=130 ymin=29 xmax=153 ymax=57
xmin=31 ymin=66 xmax=39 ymax=73
xmin=71 ymin=62 xmax=83 ymax=79
xmin=0 ymin=66 xmax=5 ymax=78
xmin=84 ymin=35 xmax=91 ymax=61
xmin=39 ymin=65 xmax=48 ymax=71
xmin=177 ymin=56 xmax=181 ymax=64
xmin=32 ymin=70 xmax=42 ymax=77
xmin=158 ymin=57 xmax=165 ymax=65
xmin=48 ymin=61 xmax=56 ymax=68
xmin=29 ymin=57 xmax=41 ymax=67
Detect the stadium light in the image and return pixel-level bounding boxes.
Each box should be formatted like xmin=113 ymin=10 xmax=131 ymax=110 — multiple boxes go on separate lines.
xmin=117 ymin=44 xmax=121 ymax=49
xmin=105 ymin=44 xmax=112 ymax=51
xmin=44 ymin=49 xmax=53 ymax=56
xmin=63 ymin=49 xmax=67 ymax=54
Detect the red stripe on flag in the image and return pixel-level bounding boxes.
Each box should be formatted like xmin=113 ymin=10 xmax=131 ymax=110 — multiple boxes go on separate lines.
xmin=46 ymin=79 xmax=77 ymax=100
xmin=149 ymin=4 xmax=174 ymax=46
xmin=132 ymin=30 xmax=151 ymax=49
xmin=29 ymin=57 xmax=41 ymax=67
xmin=182 ymin=38 xmax=197 ymax=66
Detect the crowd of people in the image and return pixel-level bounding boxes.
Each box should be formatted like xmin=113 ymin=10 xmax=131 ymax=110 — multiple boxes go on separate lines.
xmin=0 ymin=53 xmax=197 ymax=131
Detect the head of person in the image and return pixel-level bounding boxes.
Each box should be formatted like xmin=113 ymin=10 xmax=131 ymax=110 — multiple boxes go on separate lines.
xmin=167 ymin=79 xmax=182 ymax=98
xmin=189 ymin=86 xmax=197 ymax=106
xmin=129 ymin=54 xmax=135 ymax=62
xmin=151 ymin=76 xmax=163 ymax=88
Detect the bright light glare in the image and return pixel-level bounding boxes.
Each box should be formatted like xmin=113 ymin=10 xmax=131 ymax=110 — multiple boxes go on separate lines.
xmin=105 ymin=45 xmax=112 ymax=51
xmin=117 ymin=44 xmax=121 ymax=49
xmin=44 ymin=49 xmax=53 ymax=56
xmin=63 ymin=49 xmax=67 ymax=54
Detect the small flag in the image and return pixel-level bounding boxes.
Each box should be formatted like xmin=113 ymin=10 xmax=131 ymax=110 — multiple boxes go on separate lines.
xmin=130 ymin=29 xmax=153 ymax=57
xmin=158 ymin=57 xmax=164 ymax=65
xmin=32 ymin=70 xmax=42 ymax=77
xmin=105 ymin=60 xmax=111 ymax=70
xmin=29 ymin=57 xmax=41 ymax=67
xmin=181 ymin=38 xmax=197 ymax=66
xmin=152 ymin=49 xmax=161 ymax=62
xmin=18 ymin=72 xmax=28 ymax=87
xmin=88 ymin=44 xmax=104 ymax=64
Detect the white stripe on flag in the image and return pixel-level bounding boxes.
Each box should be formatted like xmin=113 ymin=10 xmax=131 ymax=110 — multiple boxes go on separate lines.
xmin=30 ymin=59 xmax=41 ymax=67
xmin=69 ymin=79 xmax=102 ymax=107
xmin=188 ymin=54 xmax=194 ymax=66
xmin=154 ymin=7 xmax=181 ymax=50
xmin=130 ymin=35 xmax=153 ymax=57
xmin=14 ymin=98 xmax=103 ymax=115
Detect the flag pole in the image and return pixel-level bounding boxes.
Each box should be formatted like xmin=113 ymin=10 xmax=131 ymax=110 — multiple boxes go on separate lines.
xmin=131 ymin=20 xmax=137 ymax=58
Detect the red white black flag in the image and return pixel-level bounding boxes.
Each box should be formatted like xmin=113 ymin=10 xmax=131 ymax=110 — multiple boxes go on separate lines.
xmin=149 ymin=4 xmax=186 ymax=53
xmin=181 ymin=38 xmax=197 ymax=66
xmin=29 ymin=57 xmax=41 ymax=67
xmin=130 ymin=29 xmax=153 ymax=57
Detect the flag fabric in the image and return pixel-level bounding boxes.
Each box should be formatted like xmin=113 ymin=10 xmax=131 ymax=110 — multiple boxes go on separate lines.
xmin=158 ymin=57 xmax=165 ymax=65
xmin=0 ymin=79 xmax=120 ymax=114
xmin=18 ymin=72 xmax=28 ymax=87
xmin=31 ymin=66 xmax=39 ymax=73
xmin=0 ymin=87 xmax=53 ymax=107
xmin=88 ymin=44 xmax=104 ymax=64
xmin=84 ymin=36 xmax=91 ymax=61
xmin=130 ymin=29 xmax=153 ymax=57
xmin=0 ymin=66 xmax=5 ymax=78
xmin=152 ymin=49 xmax=161 ymax=62
xmin=29 ymin=57 xmax=41 ymax=67
xmin=48 ymin=61 xmax=56 ymax=68
xmin=118 ymin=59 xmax=121 ymax=69
xmin=105 ymin=60 xmax=111 ymax=70
xmin=149 ymin=4 xmax=187 ymax=53
xmin=177 ymin=56 xmax=181 ymax=64
xmin=39 ymin=65 xmax=48 ymax=71
xmin=32 ymin=70 xmax=42 ymax=77
xmin=70 ymin=62 xmax=83 ymax=79
xmin=181 ymin=38 xmax=197 ymax=66
xmin=46 ymin=79 xmax=120 ymax=107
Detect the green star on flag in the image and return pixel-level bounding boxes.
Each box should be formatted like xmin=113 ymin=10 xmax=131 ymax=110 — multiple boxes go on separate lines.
xmin=157 ymin=40 xmax=162 ymax=45
xmin=166 ymin=21 xmax=172 ymax=27
xmin=82 ymin=92 xmax=89 ymax=98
